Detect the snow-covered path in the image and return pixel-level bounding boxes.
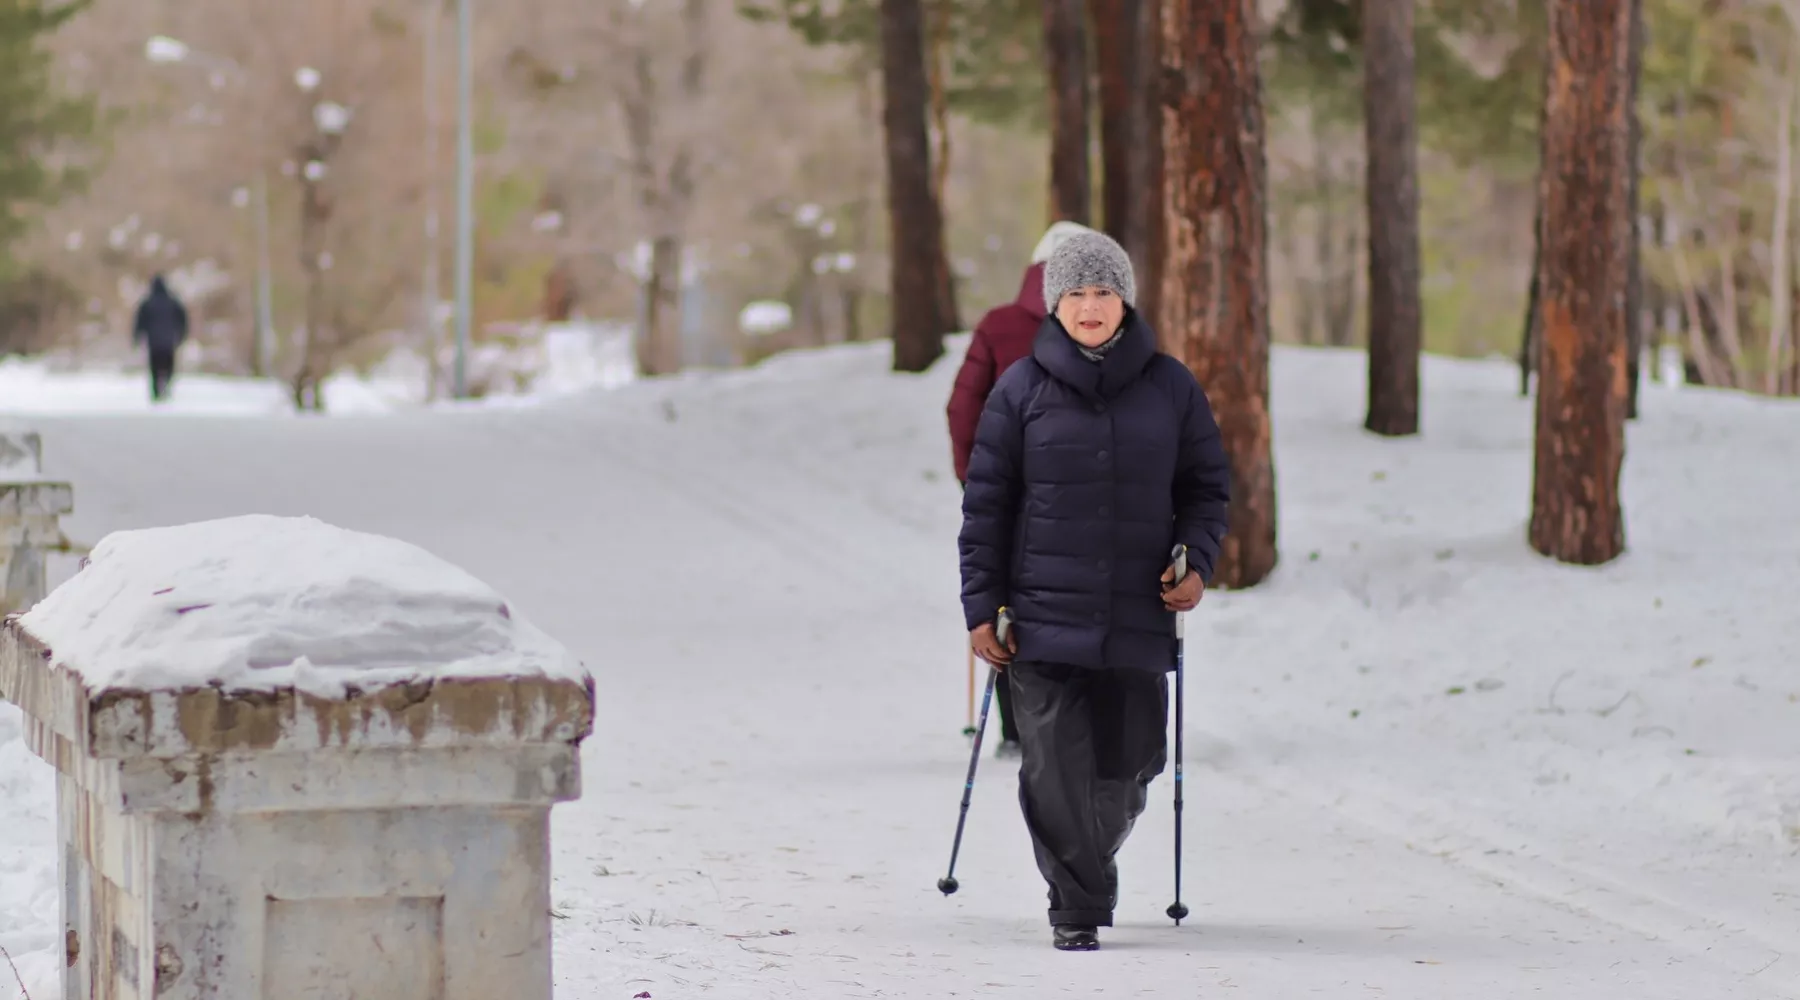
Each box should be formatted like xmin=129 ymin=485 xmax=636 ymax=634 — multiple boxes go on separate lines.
xmin=4 ymin=341 xmax=1798 ymax=998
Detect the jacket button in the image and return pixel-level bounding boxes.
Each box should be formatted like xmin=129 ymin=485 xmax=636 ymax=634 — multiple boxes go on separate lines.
xmin=1093 ymin=401 xmax=1105 ymax=413
xmin=1097 ymin=558 xmax=1108 ymax=570
xmin=1098 ymin=505 xmax=1109 ymax=516
xmin=1097 ymin=450 xmax=1109 ymax=461
xmin=1092 ymin=612 xmax=1105 ymax=623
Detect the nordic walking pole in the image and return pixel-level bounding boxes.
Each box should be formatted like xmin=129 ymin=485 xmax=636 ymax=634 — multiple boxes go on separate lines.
xmin=1166 ymin=544 xmax=1191 ymax=925
xmin=939 ymin=607 xmax=1011 ymax=895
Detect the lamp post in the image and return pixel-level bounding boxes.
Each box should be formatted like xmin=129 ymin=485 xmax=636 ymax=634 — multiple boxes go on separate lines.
xmin=421 ymin=0 xmax=444 ymax=400
xmin=452 ymin=0 xmax=473 ymax=399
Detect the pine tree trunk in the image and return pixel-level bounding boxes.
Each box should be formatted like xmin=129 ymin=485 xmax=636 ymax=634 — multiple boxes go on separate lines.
xmin=1157 ymin=0 xmax=1277 ymax=588
xmin=1043 ymin=0 xmax=1091 ymax=225
xmin=925 ymin=0 xmax=961 ymax=335
xmin=1520 ymin=50 xmax=1552 ymax=397
xmin=881 ymin=0 xmax=948 ymax=371
xmin=1362 ymin=0 xmax=1422 ymax=436
xmin=1624 ymin=0 xmax=1643 ymax=418
xmin=934 ymin=232 xmax=961 ymax=334
xmin=1519 ymin=227 xmax=1540 ymax=395
xmin=1136 ymin=0 xmax=1166 ymax=333
xmin=1092 ymin=0 xmax=1138 ymax=249
xmin=1528 ymin=0 xmax=1633 ymax=566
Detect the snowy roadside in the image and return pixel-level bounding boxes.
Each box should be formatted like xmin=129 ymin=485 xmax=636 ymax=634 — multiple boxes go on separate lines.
xmin=588 ymin=339 xmax=1800 ymax=991
xmin=1 ymin=339 xmax=1794 ymax=997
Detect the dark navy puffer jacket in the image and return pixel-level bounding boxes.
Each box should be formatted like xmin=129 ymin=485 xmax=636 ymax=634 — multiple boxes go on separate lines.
xmin=958 ymin=312 xmax=1231 ymax=673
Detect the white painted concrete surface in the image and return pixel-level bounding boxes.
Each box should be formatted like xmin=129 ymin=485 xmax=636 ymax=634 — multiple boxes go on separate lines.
xmin=0 ymin=421 xmax=73 ymax=616
xmin=0 ymin=532 xmax=594 ymax=1000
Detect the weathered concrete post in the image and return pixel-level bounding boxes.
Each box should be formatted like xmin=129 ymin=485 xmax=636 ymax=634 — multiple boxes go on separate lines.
xmin=0 ymin=420 xmax=75 ymax=614
xmin=0 ymin=514 xmax=594 ymax=1000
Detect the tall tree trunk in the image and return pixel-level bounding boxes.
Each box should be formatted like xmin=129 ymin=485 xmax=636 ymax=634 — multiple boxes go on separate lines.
xmin=622 ymin=0 xmax=707 ymax=379
xmin=1158 ymin=0 xmax=1277 ymax=589
xmin=881 ymin=0 xmax=948 ymax=371
xmin=1136 ymin=0 xmax=1166 ymax=332
xmin=296 ymin=172 xmax=330 ymax=412
xmin=925 ymin=0 xmax=961 ymax=334
xmin=1768 ymin=36 xmax=1798 ymax=397
xmin=641 ymin=235 xmax=684 ymax=375
xmin=1043 ymin=0 xmax=1091 ymax=225
xmin=1790 ymin=273 xmax=1800 ymax=393
xmin=926 ymin=0 xmax=953 ymax=205
xmin=1528 ymin=0 xmax=1633 ymax=566
xmin=1362 ymin=0 xmax=1423 ymax=436
xmin=1520 ymin=49 xmax=1552 ymax=397
xmin=1624 ymin=0 xmax=1643 ymax=418
xmin=1312 ymin=120 xmax=1359 ymax=348
xmin=1092 ymin=0 xmax=1139 ymax=250
xmin=847 ymin=66 xmax=882 ymax=344
xmin=933 ymin=239 xmax=961 ymax=334
xmin=1519 ymin=225 xmax=1540 ymax=395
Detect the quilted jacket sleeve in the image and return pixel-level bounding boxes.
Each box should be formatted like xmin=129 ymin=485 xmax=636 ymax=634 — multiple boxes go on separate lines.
xmin=958 ymin=368 xmax=1028 ymax=630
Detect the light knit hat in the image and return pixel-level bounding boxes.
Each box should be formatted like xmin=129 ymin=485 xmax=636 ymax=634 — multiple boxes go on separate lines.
xmin=1041 ymin=228 xmax=1137 ymax=313
xmin=1029 ymin=220 xmax=1098 ymax=264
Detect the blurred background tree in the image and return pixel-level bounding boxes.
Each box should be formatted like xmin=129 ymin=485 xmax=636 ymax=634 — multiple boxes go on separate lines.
xmin=0 ymin=0 xmax=1791 ymax=399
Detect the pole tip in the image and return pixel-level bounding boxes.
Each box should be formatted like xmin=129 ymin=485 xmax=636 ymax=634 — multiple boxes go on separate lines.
xmin=1166 ymin=902 xmax=1189 ymax=922
xmin=938 ymin=877 xmax=960 ymax=895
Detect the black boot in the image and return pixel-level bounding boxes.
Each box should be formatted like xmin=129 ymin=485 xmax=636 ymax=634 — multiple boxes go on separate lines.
xmin=994 ymin=738 xmax=1023 ymax=759
xmin=1052 ymin=924 xmax=1099 ymax=951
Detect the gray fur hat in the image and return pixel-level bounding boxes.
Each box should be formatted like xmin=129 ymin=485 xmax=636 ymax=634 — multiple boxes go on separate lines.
xmin=1041 ymin=229 xmax=1136 ymax=313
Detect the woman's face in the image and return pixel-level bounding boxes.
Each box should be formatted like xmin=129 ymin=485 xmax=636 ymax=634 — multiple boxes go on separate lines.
xmin=1056 ymin=286 xmax=1126 ymax=348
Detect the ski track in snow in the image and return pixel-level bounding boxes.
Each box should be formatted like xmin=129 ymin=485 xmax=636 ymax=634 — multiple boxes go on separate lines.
xmin=3 ymin=339 xmax=1798 ymax=998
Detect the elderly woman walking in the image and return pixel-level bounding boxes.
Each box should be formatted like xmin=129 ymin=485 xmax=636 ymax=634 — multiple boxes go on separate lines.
xmin=958 ymin=230 xmax=1231 ymax=951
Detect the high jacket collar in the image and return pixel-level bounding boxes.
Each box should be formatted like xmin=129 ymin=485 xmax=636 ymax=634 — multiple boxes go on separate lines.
xmin=1031 ymin=309 xmax=1158 ymax=401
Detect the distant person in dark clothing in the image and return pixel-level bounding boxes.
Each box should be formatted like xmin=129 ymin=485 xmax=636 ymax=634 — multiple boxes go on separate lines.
xmin=132 ymin=274 xmax=188 ymax=403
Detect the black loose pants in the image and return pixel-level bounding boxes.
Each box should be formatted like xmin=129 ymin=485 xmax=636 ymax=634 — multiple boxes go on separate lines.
xmin=994 ymin=668 xmax=1021 ymax=743
xmin=1008 ymin=661 xmax=1168 ymax=927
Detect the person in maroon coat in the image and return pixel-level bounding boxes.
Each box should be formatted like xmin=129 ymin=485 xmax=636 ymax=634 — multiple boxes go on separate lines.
xmin=946 ymin=223 xmax=1096 ymax=756
xmin=948 ymin=223 xmax=1096 ymax=484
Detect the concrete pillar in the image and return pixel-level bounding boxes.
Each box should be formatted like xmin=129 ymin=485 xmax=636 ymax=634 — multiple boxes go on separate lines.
xmin=0 ymin=518 xmax=594 ymax=1000
xmin=0 ymin=421 xmax=75 ymax=614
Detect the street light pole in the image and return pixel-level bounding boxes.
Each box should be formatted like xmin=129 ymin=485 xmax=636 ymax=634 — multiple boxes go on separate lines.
xmin=452 ymin=0 xmax=474 ymax=399
xmin=254 ymin=172 xmax=274 ymax=376
xmin=422 ymin=0 xmax=444 ymax=400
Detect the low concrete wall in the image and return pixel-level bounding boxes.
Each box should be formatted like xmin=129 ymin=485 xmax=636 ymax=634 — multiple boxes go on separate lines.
xmin=0 ymin=529 xmax=594 ymax=1000
xmin=0 ymin=421 xmax=74 ymax=615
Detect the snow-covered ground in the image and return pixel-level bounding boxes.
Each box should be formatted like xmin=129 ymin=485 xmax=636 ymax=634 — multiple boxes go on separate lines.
xmin=3 ymin=337 xmax=1798 ymax=998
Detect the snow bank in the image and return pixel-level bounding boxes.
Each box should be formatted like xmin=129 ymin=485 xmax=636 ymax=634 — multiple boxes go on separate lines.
xmin=0 ymin=699 xmax=57 ymax=1000
xmin=0 ymin=355 xmax=303 ymax=416
xmin=18 ymin=514 xmax=588 ymax=698
xmin=0 ymin=321 xmax=637 ymax=419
